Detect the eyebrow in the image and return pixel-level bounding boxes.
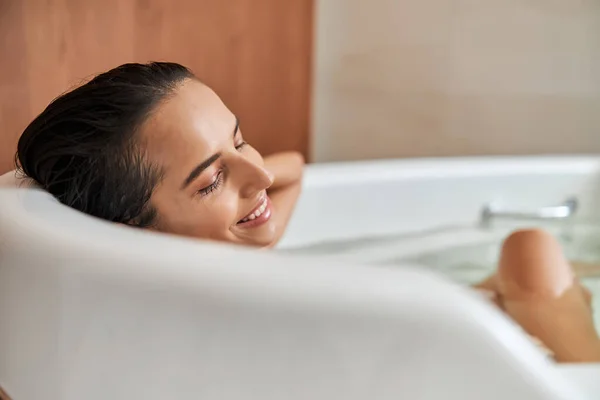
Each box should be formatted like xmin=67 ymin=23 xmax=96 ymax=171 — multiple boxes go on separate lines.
xmin=181 ymin=116 xmax=240 ymax=190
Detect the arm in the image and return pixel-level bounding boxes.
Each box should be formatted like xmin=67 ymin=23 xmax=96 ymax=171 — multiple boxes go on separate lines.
xmin=263 ymin=151 xmax=305 ymax=246
xmin=263 ymin=151 xmax=305 ymax=190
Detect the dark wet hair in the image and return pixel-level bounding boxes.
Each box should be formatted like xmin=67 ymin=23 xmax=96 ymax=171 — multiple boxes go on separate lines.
xmin=16 ymin=62 xmax=194 ymax=227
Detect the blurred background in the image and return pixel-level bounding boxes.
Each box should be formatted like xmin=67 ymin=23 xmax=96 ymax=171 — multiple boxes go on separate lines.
xmin=0 ymin=0 xmax=599 ymax=174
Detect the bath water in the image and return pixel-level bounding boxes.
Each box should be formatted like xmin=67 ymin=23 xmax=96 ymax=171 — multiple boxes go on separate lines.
xmin=399 ymin=234 xmax=600 ymax=329
xmin=280 ymin=220 xmax=600 ymax=328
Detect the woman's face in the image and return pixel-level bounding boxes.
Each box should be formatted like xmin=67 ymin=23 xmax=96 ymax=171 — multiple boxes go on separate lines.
xmin=139 ymin=79 xmax=277 ymax=247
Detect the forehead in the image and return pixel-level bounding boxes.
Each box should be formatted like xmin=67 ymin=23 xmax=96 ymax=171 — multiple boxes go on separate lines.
xmin=139 ymin=79 xmax=234 ymax=168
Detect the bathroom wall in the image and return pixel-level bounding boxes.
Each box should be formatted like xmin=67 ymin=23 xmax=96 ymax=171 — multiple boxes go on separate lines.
xmin=0 ymin=0 xmax=313 ymax=174
xmin=311 ymin=0 xmax=600 ymax=162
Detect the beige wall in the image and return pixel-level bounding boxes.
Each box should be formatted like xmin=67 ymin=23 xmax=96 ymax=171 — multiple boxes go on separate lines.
xmin=311 ymin=0 xmax=600 ymax=162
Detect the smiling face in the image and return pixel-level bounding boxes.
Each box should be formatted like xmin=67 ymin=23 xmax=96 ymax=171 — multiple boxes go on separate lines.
xmin=139 ymin=79 xmax=278 ymax=247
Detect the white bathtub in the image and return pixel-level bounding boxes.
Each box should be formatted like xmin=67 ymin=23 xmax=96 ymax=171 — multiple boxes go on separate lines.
xmin=1 ymin=156 xmax=599 ymax=399
xmin=280 ymin=155 xmax=600 ymax=335
xmin=280 ymin=155 xmax=600 ymax=249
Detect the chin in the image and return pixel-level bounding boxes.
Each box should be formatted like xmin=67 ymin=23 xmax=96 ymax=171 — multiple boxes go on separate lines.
xmin=233 ymin=232 xmax=277 ymax=248
xmin=245 ymin=236 xmax=277 ymax=248
xmin=231 ymin=221 xmax=278 ymax=248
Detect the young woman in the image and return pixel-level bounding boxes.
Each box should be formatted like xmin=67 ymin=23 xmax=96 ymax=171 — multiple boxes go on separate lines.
xmin=15 ymin=62 xmax=600 ymax=363
xmin=16 ymin=62 xmax=304 ymax=248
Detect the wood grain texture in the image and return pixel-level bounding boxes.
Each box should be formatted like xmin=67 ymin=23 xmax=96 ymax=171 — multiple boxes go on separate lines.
xmin=0 ymin=0 xmax=314 ymax=174
xmin=0 ymin=0 xmax=30 ymax=175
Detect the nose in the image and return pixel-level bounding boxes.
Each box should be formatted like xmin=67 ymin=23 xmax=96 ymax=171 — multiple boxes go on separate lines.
xmin=229 ymin=153 xmax=273 ymax=198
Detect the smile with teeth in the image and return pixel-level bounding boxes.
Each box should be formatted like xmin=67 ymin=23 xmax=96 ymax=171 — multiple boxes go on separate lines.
xmin=239 ymin=197 xmax=268 ymax=223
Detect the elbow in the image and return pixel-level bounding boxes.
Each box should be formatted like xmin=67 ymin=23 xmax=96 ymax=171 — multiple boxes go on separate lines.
xmin=293 ymin=152 xmax=305 ymax=182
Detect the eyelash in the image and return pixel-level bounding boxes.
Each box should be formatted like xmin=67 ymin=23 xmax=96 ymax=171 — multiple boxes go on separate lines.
xmin=196 ymin=140 xmax=248 ymax=197
xmin=197 ymin=170 xmax=224 ymax=197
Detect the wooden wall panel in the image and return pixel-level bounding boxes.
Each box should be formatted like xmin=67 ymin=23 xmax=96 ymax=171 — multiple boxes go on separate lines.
xmin=0 ymin=0 xmax=30 ymax=175
xmin=0 ymin=0 xmax=314 ymax=174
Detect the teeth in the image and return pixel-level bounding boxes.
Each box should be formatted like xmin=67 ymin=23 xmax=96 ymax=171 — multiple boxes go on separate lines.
xmin=240 ymin=198 xmax=268 ymax=223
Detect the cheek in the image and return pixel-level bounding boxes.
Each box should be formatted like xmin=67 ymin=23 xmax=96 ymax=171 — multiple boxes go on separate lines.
xmin=201 ymin=193 xmax=239 ymax=230
xmin=153 ymin=192 xmax=239 ymax=237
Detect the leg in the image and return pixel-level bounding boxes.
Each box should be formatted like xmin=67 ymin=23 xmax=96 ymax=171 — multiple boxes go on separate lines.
xmin=476 ymin=229 xmax=600 ymax=362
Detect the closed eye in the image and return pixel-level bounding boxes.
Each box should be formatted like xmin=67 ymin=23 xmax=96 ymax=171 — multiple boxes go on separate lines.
xmin=233 ymin=117 xmax=247 ymax=151
xmin=197 ymin=170 xmax=224 ymax=197
xmin=235 ymin=141 xmax=247 ymax=151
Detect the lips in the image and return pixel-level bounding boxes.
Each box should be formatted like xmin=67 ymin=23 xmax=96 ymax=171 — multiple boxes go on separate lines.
xmin=236 ymin=195 xmax=272 ymax=228
xmin=238 ymin=196 xmax=268 ymax=223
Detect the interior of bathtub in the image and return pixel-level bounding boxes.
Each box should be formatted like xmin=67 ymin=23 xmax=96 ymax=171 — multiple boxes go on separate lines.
xmin=279 ymin=156 xmax=600 ymax=328
xmin=1 ymin=155 xmax=600 ymax=399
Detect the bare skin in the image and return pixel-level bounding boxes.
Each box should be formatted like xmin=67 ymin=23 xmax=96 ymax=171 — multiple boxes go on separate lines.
xmin=140 ymin=79 xmax=303 ymax=248
xmin=473 ymin=229 xmax=600 ymax=363
xmin=138 ymin=86 xmax=597 ymax=358
xmin=0 ymin=385 xmax=10 ymax=400
xmin=263 ymin=152 xmax=305 ymax=247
